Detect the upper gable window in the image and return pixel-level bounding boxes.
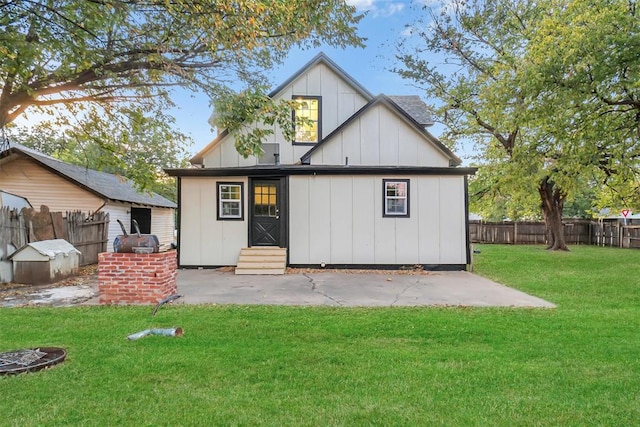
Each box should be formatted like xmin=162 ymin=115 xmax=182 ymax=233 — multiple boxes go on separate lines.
xmin=292 ymin=96 xmax=321 ymax=144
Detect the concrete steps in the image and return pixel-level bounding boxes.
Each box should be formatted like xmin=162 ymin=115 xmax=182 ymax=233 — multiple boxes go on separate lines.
xmin=235 ymin=247 xmax=287 ymax=275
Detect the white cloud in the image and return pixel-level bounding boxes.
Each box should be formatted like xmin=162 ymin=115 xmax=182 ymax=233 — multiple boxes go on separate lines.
xmin=346 ymin=0 xmax=376 ymax=11
xmin=416 ymin=0 xmax=464 ymax=16
xmin=377 ymin=2 xmax=405 ymax=17
xmin=346 ymin=0 xmax=406 ymax=17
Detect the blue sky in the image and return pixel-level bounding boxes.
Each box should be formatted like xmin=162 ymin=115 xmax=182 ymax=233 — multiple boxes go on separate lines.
xmin=173 ymin=0 xmax=447 ymax=156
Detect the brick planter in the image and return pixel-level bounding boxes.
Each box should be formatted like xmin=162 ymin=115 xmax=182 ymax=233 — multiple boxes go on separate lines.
xmin=98 ymin=250 xmax=177 ymax=305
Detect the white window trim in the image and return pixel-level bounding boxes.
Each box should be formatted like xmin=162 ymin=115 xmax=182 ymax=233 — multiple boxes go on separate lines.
xmin=383 ymin=179 xmax=410 ymax=218
xmin=217 ymin=182 xmax=244 ymax=220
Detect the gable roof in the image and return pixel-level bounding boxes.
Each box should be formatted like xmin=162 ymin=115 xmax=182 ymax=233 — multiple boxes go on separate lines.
xmin=190 ymin=52 xmax=375 ymax=166
xmin=388 ymin=95 xmax=434 ymax=127
xmin=0 ymin=143 xmax=176 ymax=208
xmin=300 ymin=94 xmax=461 ymax=166
xmin=190 ymin=53 xmax=461 ymax=168
xmin=268 ymin=52 xmax=374 ymax=100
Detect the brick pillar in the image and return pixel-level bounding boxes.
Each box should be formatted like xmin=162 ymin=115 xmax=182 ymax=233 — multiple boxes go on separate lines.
xmin=98 ymin=250 xmax=178 ymax=305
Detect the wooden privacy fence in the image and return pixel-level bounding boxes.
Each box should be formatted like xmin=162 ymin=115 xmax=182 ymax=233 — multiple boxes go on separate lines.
xmin=65 ymin=210 xmax=110 ymax=265
xmin=0 ymin=207 xmax=27 ymax=259
xmin=469 ymin=220 xmax=640 ymax=249
xmin=0 ymin=206 xmax=109 ymax=265
xmin=592 ymin=222 xmax=640 ymax=249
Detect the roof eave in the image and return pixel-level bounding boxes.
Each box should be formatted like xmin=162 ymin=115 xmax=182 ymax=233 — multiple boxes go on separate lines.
xmin=165 ymin=164 xmax=478 ymax=177
xmin=190 ymin=130 xmax=228 ymax=166
xmin=269 ymin=52 xmax=374 ymax=100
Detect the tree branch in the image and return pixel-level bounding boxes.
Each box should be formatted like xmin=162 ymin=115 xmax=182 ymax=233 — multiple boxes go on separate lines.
xmin=30 ymin=93 xmax=158 ymax=106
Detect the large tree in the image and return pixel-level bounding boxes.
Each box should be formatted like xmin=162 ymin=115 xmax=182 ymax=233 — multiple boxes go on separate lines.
xmin=0 ymin=0 xmax=364 ymax=185
xmin=396 ymin=0 xmax=640 ymax=250
xmin=523 ymin=0 xmax=640 ymax=212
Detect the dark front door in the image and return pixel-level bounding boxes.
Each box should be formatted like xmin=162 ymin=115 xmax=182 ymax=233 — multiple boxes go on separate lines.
xmin=250 ymin=178 xmax=286 ymax=247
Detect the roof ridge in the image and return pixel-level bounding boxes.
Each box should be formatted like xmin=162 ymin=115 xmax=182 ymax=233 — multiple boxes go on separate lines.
xmin=268 ymin=52 xmax=374 ymax=100
xmin=15 ymin=143 xmax=122 ymax=179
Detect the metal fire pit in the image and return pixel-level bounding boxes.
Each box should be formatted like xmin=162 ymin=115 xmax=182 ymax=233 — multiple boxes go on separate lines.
xmin=0 ymin=347 xmax=67 ymax=375
xmin=114 ymin=219 xmax=159 ymax=253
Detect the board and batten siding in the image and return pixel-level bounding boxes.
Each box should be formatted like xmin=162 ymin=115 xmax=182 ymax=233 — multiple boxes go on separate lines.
xmin=288 ymin=175 xmax=467 ymax=266
xmin=307 ymin=103 xmax=451 ymax=167
xmin=0 ymin=157 xmax=103 ymax=213
xmin=201 ymin=62 xmax=369 ymax=168
xmin=179 ymin=177 xmax=247 ymax=266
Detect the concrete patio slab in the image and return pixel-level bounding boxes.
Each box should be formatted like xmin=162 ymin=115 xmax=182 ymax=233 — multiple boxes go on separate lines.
xmin=0 ymin=269 xmax=556 ymax=308
xmin=176 ymin=269 xmax=556 ymax=308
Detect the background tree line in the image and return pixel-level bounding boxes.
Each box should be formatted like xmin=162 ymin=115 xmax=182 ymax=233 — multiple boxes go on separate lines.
xmin=2 ymin=0 xmax=638 ymax=250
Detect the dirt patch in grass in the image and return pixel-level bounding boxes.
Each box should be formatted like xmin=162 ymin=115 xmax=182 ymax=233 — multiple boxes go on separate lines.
xmin=0 ymin=265 xmax=98 ymax=305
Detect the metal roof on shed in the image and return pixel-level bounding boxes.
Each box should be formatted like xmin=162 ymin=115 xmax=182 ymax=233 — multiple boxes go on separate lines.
xmin=10 ymin=239 xmax=80 ymax=260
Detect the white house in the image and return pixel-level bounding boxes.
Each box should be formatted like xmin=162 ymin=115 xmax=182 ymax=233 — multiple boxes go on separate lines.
xmin=166 ymin=53 xmax=476 ymax=272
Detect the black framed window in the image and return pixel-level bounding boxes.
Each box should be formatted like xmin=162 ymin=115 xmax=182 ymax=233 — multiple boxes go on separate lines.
xmin=292 ymin=96 xmax=321 ymax=144
xmin=217 ymin=182 xmax=244 ymax=220
xmin=383 ymin=179 xmax=410 ymax=218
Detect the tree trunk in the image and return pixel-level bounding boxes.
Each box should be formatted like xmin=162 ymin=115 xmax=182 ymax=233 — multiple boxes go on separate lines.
xmin=538 ymin=177 xmax=569 ymax=251
xmin=0 ymin=109 xmax=9 ymax=129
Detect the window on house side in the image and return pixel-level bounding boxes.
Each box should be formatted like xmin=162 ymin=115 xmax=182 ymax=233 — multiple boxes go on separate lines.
xmin=383 ymin=179 xmax=410 ymax=218
xmin=292 ymin=96 xmax=321 ymax=144
xmin=217 ymin=182 xmax=243 ymax=220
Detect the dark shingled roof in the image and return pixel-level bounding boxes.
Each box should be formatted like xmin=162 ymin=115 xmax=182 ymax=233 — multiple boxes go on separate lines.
xmin=2 ymin=143 xmax=176 ymax=208
xmin=387 ymin=95 xmax=434 ymax=127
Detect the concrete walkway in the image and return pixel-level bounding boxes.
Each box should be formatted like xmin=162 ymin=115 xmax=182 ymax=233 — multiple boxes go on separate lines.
xmin=177 ymin=269 xmax=556 ymax=308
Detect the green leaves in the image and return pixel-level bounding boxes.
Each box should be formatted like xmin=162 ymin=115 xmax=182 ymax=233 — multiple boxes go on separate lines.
xmin=0 ymin=0 xmax=364 ymax=189
xmin=210 ymin=86 xmax=299 ymax=158
xmin=397 ymin=0 xmax=640 ymax=220
xmin=0 ymin=1 xmax=364 ymax=118
xmin=522 ymin=0 xmax=640 ymax=211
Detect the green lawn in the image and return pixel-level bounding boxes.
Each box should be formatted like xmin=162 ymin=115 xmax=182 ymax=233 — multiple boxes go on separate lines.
xmin=1 ymin=245 xmax=640 ymax=426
